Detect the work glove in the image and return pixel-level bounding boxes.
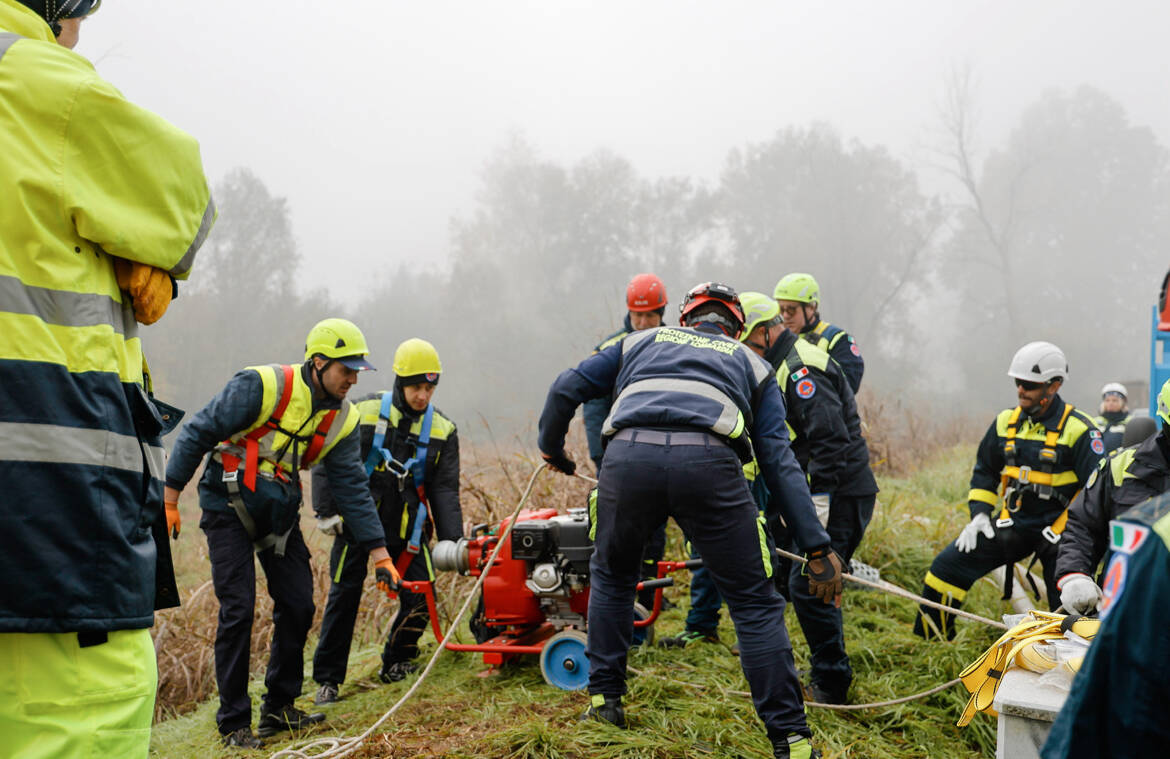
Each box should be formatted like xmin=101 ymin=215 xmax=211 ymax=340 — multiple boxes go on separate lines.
xmin=806 ymin=546 xmax=844 ymax=607
xmin=954 ymin=512 xmax=995 ymax=553
xmin=316 ymin=515 xmax=343 ymax=536
xmin=1058 ymin=573 xmax=1102 ymax=615
xmin=542 ymin=451 xmax=576 ymax=476
xmin=811 ymin=493 xmax=831 ymax=527
xmin=113 ymin=258 xmax=175 ymax=325
xmin=164 ymin=498 xmax=181 ymax=539
xmin=375 ymin=557 xmax=402 ymax=600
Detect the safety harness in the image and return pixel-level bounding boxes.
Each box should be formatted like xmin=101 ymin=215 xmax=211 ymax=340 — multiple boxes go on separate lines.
xmin=364 ymin=393 xmax=434 ymax=576
xmin=957 ymin=611 xmax=1099 ymax=727
xmin=994 ymin=404 xmax=1075 ymax=599
xmin=219 ymin=365 xmax=339 ymax=556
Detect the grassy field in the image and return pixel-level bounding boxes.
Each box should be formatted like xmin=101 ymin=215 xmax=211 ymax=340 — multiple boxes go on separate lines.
xmin=150 ymin=434 xmax=1012 ymax=758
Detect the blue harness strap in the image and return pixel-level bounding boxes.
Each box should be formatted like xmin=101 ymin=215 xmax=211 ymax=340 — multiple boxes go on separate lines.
xmin=363 ymin=394 xmax=434 ymax=557
xmin=364 ymin=392 xmax=396 ymax=475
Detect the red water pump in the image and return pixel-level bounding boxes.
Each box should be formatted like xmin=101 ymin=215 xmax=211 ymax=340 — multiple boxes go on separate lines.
xmin=409 ymin=506 xmax=676 ymax=689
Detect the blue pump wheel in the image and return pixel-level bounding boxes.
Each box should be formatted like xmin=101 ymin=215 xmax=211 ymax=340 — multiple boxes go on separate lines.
xmin=540 ymin=629 xmax=589 ymax=690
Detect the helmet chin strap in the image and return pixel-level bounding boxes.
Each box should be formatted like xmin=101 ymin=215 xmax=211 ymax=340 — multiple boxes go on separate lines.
xmin=310 ymin=357 xmax=338 ymax=401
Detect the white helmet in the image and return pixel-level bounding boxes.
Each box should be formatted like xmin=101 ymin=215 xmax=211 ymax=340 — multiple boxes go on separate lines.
xmin=1007 ymin=341 xmax=1068 ymax=384
xmin=1101 ymin=382 xmax=1128 ymax=399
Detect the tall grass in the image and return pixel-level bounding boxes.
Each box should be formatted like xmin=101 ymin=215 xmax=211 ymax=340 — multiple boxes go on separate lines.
xmin=151 ymin=410 xmax=1011 ymax=758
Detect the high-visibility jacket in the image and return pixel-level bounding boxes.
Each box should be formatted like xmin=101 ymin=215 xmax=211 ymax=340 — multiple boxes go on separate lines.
xmin=582 ymin=314 xmax=632 ymax=465
xmin=165 ymin=365 xmax=386 ymax=550
xmin=966 ymin=396 xmax=1102 ymax=528
xmin=1055 ymin=431 xmax=1170 ymax=579
xmin=538 ymin=324 xmax=831 ymax=552
xmin=314 ymin=389 xmax=463 ymax=543
xmin=799 ymin=318 xmax=864 ymax=394
xmin=764 ymin=331 xmax=877 ymax=497
xmin=0 ymin=2 xmax=214 ymax=633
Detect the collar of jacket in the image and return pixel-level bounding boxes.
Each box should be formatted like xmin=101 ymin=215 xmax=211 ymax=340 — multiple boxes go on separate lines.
xmin=299 ymin=361 xmax=343 ymax=413
xmin=0 ymin=0 xmax=55 ymax=41
xmin=1024 ymin=394 xmax=1066 ymax=426
xmin=800 ymin=316 xmax=822 ymax=335
xmin=764 ymin=330 xmax=798 ymax=371
xmin=1101 ymin=410 xmax=1129 ymax=424
xmin=1146 ymin=430 xmax=1170 ymax=475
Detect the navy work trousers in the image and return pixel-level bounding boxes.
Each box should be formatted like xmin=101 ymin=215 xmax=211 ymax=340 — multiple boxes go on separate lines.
xmin=201 ymin=509 xmax=315 ymax=735
xmin=787 ymin=492 xmax=875 ymax=699
xmin=589 ymin=432 xmax=809 ymax=740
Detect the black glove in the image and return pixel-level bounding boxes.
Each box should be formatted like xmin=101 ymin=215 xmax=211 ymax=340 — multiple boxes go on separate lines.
xmin=542 ymin=451 xmax=576 ymax=475
xmin=805 ymin=546 xmax=844 ymax=607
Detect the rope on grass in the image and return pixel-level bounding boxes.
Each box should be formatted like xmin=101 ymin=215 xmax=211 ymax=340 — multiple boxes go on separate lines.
xmin=626 ymin=665 xmax=962 ymax=711
xmin=268 ymin=463 xmax=549 ymax=759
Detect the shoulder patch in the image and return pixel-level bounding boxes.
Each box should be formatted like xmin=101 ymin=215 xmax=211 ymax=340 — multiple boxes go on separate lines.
xmin=795 ymin=378 xmax=816 ymax=399
xmin=1098 ymin=552 xmax=1128 ymax=619
xmin=790 ymin=366 xmax=809 ymax=383
xmin=1091 ymin=438 xmax=1105 ymax=455
xmin=850 ymin=341 xmax=861 ymax=357
xmin=1085 ymin=467 xmax=1099 ymax=489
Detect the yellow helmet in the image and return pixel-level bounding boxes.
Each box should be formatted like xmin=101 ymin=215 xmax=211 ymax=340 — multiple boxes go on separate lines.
xmin=738 ymin=291 xmax=781 ymax=341
xmin=773 ymin=272 xmax=820 ymax=304
xmin=1158 ymin=379 xmax=1170 ymax=426
xmin=393 ymin=338 xmax=442 ymax=384
xmin=305 ymin=318 xmax=375 ymax=371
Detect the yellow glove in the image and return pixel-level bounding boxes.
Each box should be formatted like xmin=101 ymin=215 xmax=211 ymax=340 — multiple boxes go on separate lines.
xmin=114 ymin=258 xmax=174 ymax=325
xmin=375 ymin=557 xmax=402 ymax=600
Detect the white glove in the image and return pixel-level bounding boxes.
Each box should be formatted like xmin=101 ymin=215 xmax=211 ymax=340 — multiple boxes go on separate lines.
xmin=954 ymin=512 xmax=994 ymax=553
xmin=316 ymin=515 xmax=343 ymax=536
xmin=1058 ymin=573 xmax=1102 ymax=615
xmin=811 ymin=493 xmax=831 ymax=528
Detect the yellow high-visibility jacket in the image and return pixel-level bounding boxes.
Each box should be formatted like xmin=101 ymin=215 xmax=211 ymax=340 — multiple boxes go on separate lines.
xmin=0 ymin=0 xmax=215 ymax=633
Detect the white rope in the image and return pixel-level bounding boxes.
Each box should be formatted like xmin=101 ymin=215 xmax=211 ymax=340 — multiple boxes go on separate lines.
xmin=268 ymin=463 xmax=549 ymax=758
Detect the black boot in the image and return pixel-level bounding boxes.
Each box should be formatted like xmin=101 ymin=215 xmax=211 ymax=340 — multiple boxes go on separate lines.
xmin=580 ymin=694 xmax=626 ymax=728
xmin=256 ymin=704 xmax=326 ymax=738
xmin=379 ymin=660 xmax=420 ymax=683
xmin=771 ymin=734 xmax=820 ymax=758
xmin=222 ymin=727 xmax=263 ymax=748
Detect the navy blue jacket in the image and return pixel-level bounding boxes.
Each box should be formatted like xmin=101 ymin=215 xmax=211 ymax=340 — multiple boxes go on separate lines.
xmin=166 ymin=366 xmax=387 ymax=551
xmin=583 ymin=314 xmax=632 ymax=466
xmin=539 ymin=325 xmax=830 ymax=552
xmin=800 ymin=318 xmax=864 ymax=394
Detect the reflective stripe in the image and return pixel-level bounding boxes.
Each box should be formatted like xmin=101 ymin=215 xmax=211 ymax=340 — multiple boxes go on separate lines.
xmin=604 ymin=377 xmax=742 ymax=438
xmin=969 ymin=488 xmax=999 ymax=506
xmin=924 ymin=570 xmax=967 ymax=602
xmin=0 ymin=274 xmax=129 ymax=333
xmin=333 ymin=544 xmax=349 ymax=584
xmin=0 ymin=32 xmax=19 ymax=63
xmin=144 ymin=443 xmax=166 ymax=481
xmin=0 ymin=422 xmax=146 ymax=474
xmin=588 ymin=488 xmax=598 ymax=541
xmin=620 ymin=327 xmax=658 ymax=354
xmin=756 ymin=515 xmax=772 ymax=578
xmin=170 ymin=197 xmax=217 ymax=278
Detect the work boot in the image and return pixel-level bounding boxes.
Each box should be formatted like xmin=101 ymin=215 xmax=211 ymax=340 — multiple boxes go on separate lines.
xmin=809 ymin=682 xmax=849 ymax=705
xmin=379 ymin=660 xmax=420 ymax=683
xmin=772 ymin=734 xmax=821 ymax=758
xmin=222 ymin=727 xmax=264 ymax=748
xmin=657 ymin=629 xmax=719 ymax=648
xmin=580 ymin=694 xmax=626 ymax=729
xmin=256 ymin=704 xmax=326 ymax=738
xmin=314 ymin=682 xmax=339 ymax=705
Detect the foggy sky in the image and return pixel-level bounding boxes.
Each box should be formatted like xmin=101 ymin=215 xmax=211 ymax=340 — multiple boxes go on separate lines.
xmin=80 ymin=1 xmax=1170 ymax=298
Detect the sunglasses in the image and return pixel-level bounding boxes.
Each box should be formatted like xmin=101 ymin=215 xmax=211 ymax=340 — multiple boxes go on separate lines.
xmin=1014 ymin=379 xmax=1046 ymax=391
xmin=777 ymin=304 xmax=804 ymax=317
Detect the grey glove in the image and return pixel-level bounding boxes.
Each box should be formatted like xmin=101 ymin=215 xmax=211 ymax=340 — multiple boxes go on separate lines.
xmin=316 ymin=515 xmax=343 ymax=536
xmin=955 ymin=512 xmax=994 ymax=553
xmin=1058 ymin=573 xmax=1102 ymax=615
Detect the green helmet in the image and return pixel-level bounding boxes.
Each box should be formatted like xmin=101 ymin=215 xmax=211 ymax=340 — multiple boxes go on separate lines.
xmin=1158 ymin=379 xmax=1170 ymax=426
xmin=738 ymin=291 xmax=781 ymax=341
xmin=305 ymin=318 xmax=375 ymax=371
xmin=773 ymin=272 xmax=820 ymax=304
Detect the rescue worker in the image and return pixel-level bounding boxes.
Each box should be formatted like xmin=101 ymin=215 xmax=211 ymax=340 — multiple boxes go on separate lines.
xmin=1040 ymin=494 xmax=1170 ymax=758
xmin=1093 ymin=382 xmax=1131 ymax=453
xmin=914 ymin=342 xmax=1103 ymax=639
xmin=164 ymin=319 xmax=400 ymax=748
xmin=743 ymin=292 xmax=877 ymax=703
xmin=0 ymin=2 xmax=215 ymax=756
xmin=1054 ymin=378 xmax=1170 ymax=614
xmin=539 ymin=282 xmax=844 ymax=759
xmin=582 ymin=272 xmax=671 ymax=612
xmin=773 ymin=273 xmax=864 ymax=394
xmin=312 ymin=338 xmax=462 ymax=703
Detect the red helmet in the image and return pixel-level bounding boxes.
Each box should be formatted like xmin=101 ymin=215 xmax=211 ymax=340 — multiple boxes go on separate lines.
xmin=679 ymin=282 xmax=745 ymax=334
xmin=626 ymin=273 xmax=668 ymax=312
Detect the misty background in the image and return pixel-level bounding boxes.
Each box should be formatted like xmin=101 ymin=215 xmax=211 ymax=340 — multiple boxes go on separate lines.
xmin=80 ymin=1 xmax=1170 ymax=443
